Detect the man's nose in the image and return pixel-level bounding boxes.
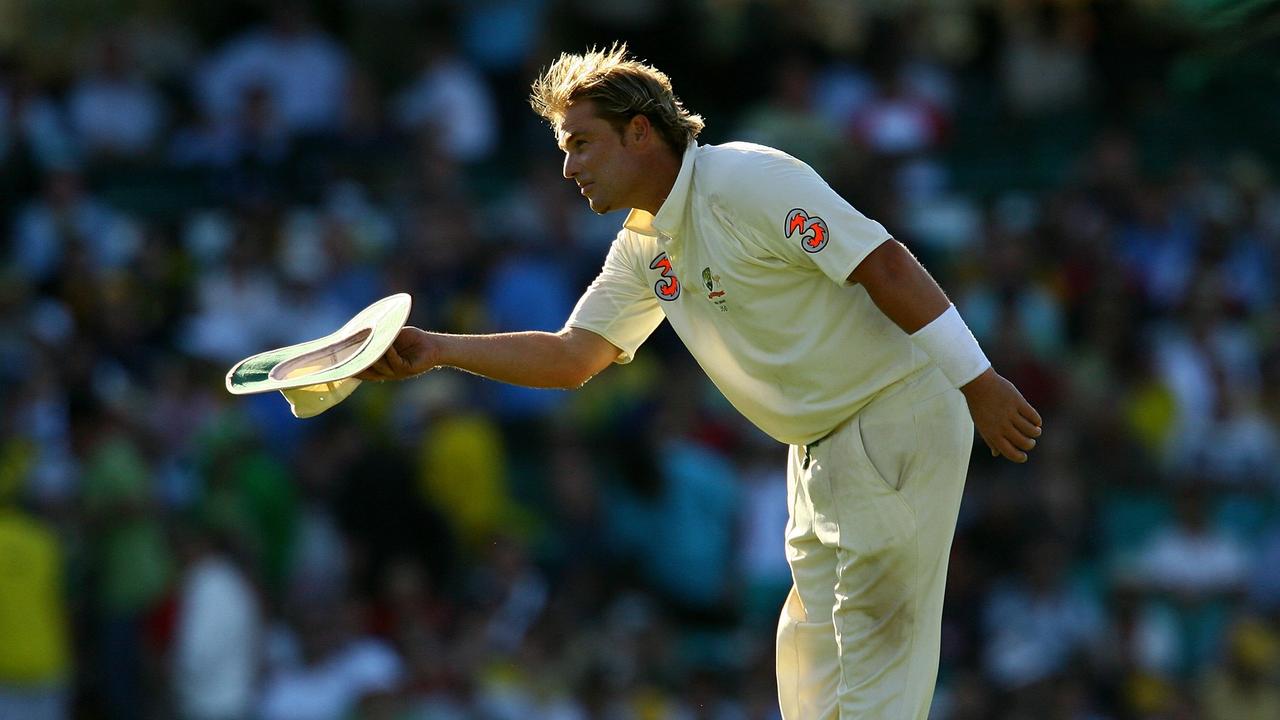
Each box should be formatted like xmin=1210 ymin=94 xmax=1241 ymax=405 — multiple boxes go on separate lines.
xmin=563 ymin=153 xmax=577 ymax=179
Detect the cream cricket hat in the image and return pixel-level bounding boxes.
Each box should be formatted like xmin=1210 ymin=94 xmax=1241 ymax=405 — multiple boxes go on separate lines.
xmin=225 ymin=293 xmax=412 ymax=418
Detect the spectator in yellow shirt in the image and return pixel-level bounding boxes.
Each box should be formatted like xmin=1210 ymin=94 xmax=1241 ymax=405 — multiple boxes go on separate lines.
xmin=0 ymin=439 xmax=72 ymax=720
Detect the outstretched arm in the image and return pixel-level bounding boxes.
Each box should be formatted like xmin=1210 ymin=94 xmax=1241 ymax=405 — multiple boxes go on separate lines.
xmin=357 ymin=326 xmax=622 ymax=390
xmin=848 ymin=238 xmax=1043 ymax=463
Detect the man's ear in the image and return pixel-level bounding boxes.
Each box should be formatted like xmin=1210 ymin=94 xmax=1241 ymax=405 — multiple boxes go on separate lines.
xmin=625 ymin=114 xmax=652 ymax=147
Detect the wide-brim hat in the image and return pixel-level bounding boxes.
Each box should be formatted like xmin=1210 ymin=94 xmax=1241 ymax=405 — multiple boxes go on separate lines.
xmin=225 ymin=293 xmax=412 ymax=418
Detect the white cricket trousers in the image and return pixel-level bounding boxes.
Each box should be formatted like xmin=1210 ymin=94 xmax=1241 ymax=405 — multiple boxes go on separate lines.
xmin=776 ymin=367 xmax=972 ymax=719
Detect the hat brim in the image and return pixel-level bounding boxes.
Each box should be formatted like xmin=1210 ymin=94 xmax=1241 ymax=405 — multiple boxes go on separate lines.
xmin=225 ymin=293 xmax=412 ymax=395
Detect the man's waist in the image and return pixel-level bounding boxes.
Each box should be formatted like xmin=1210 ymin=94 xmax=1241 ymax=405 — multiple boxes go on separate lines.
xmin=794 ymin=364 xmax=941 ymax=450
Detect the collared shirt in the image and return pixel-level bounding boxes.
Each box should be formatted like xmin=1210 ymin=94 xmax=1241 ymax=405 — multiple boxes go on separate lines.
xmin=566 ymin=141 xmax=929 ymax=445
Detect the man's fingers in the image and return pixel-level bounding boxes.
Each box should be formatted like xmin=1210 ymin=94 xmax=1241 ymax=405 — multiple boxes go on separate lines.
xmin=357 ymin=360 xmax=388 ymax=381
xmin=354 ymin=331 xmax=429 ymax=382
xmin=360 ymin=354 xmax=397 ymax=381
xmin=999 ymin=438 xmax=1029 ymax=463
xmin=967 ymin=374 xmax=1040 ymax=463
xmin=983 ymin=430 xmax=1030 ymax=463
xmin=984 ymin=433 xmax=1002 ymax=458
xmin=1013 ymin=416 xmax=1041 ymax=438
xmin=384 ymin=343 xmax=407 ymax=373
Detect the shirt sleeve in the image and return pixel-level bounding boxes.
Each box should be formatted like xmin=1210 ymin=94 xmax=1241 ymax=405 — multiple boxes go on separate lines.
xmin=720 ymin=145 xmax=892 ymax=285
xmin=565 ymin=232 xmax=665 ymax=364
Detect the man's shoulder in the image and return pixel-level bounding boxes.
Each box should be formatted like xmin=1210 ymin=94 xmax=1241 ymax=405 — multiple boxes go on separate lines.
xmin=696 ymin=140 xmax=796 ymax=169
xmin=694 ymin=141 xmax=810 ymax=191
xmin=612 ymin=225 xmax=661 ymax=254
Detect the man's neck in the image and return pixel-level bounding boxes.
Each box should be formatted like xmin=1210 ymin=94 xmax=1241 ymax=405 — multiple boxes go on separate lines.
xmin=632 ymin=145 xmax=683 ymax=215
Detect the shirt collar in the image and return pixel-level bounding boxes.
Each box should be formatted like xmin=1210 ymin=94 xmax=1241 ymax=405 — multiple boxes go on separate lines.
xmin=623 ymin=141 xmax=698 ymax=238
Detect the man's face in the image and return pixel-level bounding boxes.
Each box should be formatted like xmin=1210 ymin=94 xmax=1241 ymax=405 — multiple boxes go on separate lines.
xmin=557 ymin=100 xmax=641 ymax=214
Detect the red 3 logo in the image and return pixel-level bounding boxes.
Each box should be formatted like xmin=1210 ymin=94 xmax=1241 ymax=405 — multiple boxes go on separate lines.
xmin=785 ymin=208 xmax=829 ymax=253
xmin=649 ymin=252 xmax=681 ymax=301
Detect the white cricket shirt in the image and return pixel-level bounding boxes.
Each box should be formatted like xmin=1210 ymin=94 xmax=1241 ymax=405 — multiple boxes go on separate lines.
xmin=566 ymin=141 xmax=930 ymax=445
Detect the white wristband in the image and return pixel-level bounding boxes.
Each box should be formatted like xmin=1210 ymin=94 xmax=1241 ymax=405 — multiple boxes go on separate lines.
xmin=909 ymin=304 xmax=991 ymax=387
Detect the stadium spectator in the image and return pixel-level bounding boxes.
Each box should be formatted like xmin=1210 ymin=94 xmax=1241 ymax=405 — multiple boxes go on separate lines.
xmin=1132 ymin=483 xmax=1250 ymax=598
xmin=171 ymin=526 xmax=263 ymax=720
xmin=10 ymin=166 xmax=140 ymax=284
xmin=394 ymin=33 xmax=497 ymax=163
xmin=1198 ymin=618 xmax=1280 ymax=720
xmin=982 ymin=536 xmax=1106 ymax=688
xmin=732 ymin=52 xmax=847 ymax=176
xmin=2 ymin=63 xmax=78 ymax=170
xmin=849 ymin=63 xmax=949 ymax=158
xmin=197 ymin=3 xmax=350 ymax=137
xmin=0 ymin=443 xmax=72 ymax=720
xmin=257 ymin=597 xmax=405 ymax=720
xmin=998 ymin=3 xmax=1094 ymax=118
xmin=81 ymin=423 xmax=174 ymax=720
xmin=68 ymin=35 xmax=166 ymax=159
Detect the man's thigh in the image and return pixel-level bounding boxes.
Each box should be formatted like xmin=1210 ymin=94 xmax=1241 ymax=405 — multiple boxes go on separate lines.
xmin=778 ymin=370 xmax=972 ymax=719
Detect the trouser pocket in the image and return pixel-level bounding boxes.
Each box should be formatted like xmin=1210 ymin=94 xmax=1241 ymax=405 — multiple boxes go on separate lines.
xmin=776 ymin=586 xmax=839 ymax=720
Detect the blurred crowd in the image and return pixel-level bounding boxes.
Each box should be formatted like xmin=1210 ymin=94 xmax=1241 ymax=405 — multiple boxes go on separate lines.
xmin=2 ymin=1 xmax=1279 ymax=719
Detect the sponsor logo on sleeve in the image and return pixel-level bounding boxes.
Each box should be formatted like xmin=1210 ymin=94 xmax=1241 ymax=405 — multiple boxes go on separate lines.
xmin=649 ymin=252 xmax=681 ymax=301
xmin=785 ymin=208 xmax=829 ymax=253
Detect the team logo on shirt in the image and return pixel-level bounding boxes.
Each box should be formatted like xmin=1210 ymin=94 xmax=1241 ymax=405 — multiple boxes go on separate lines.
xmin=785 ymin=208 xmax=829 ymax=253
xmin=649 ymin=252 xmax=681 ymax=301
xmin=703 ymin=267 xmax=728 ymax=312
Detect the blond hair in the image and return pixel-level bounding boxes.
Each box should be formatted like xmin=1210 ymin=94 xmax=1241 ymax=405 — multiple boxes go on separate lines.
xmin=530 ymin=42 xmax=704 ymax=152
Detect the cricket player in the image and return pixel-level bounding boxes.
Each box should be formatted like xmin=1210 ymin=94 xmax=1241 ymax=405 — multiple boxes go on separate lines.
xmin=361 ymin=44 xmax=1042 ymax=719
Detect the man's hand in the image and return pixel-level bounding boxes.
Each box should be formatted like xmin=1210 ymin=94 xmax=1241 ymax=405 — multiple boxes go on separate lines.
xmin=357 ymin=327 xmax=437 ymax=381
xmin=959 ymin=368 xmax=1042 ymax=463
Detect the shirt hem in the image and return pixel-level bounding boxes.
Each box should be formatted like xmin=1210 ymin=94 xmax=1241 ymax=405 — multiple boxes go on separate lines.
xmin=834 ymin=234 xmax=894 ymax=286
xmin=564 ymin=321 xmax=636 ymax=364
